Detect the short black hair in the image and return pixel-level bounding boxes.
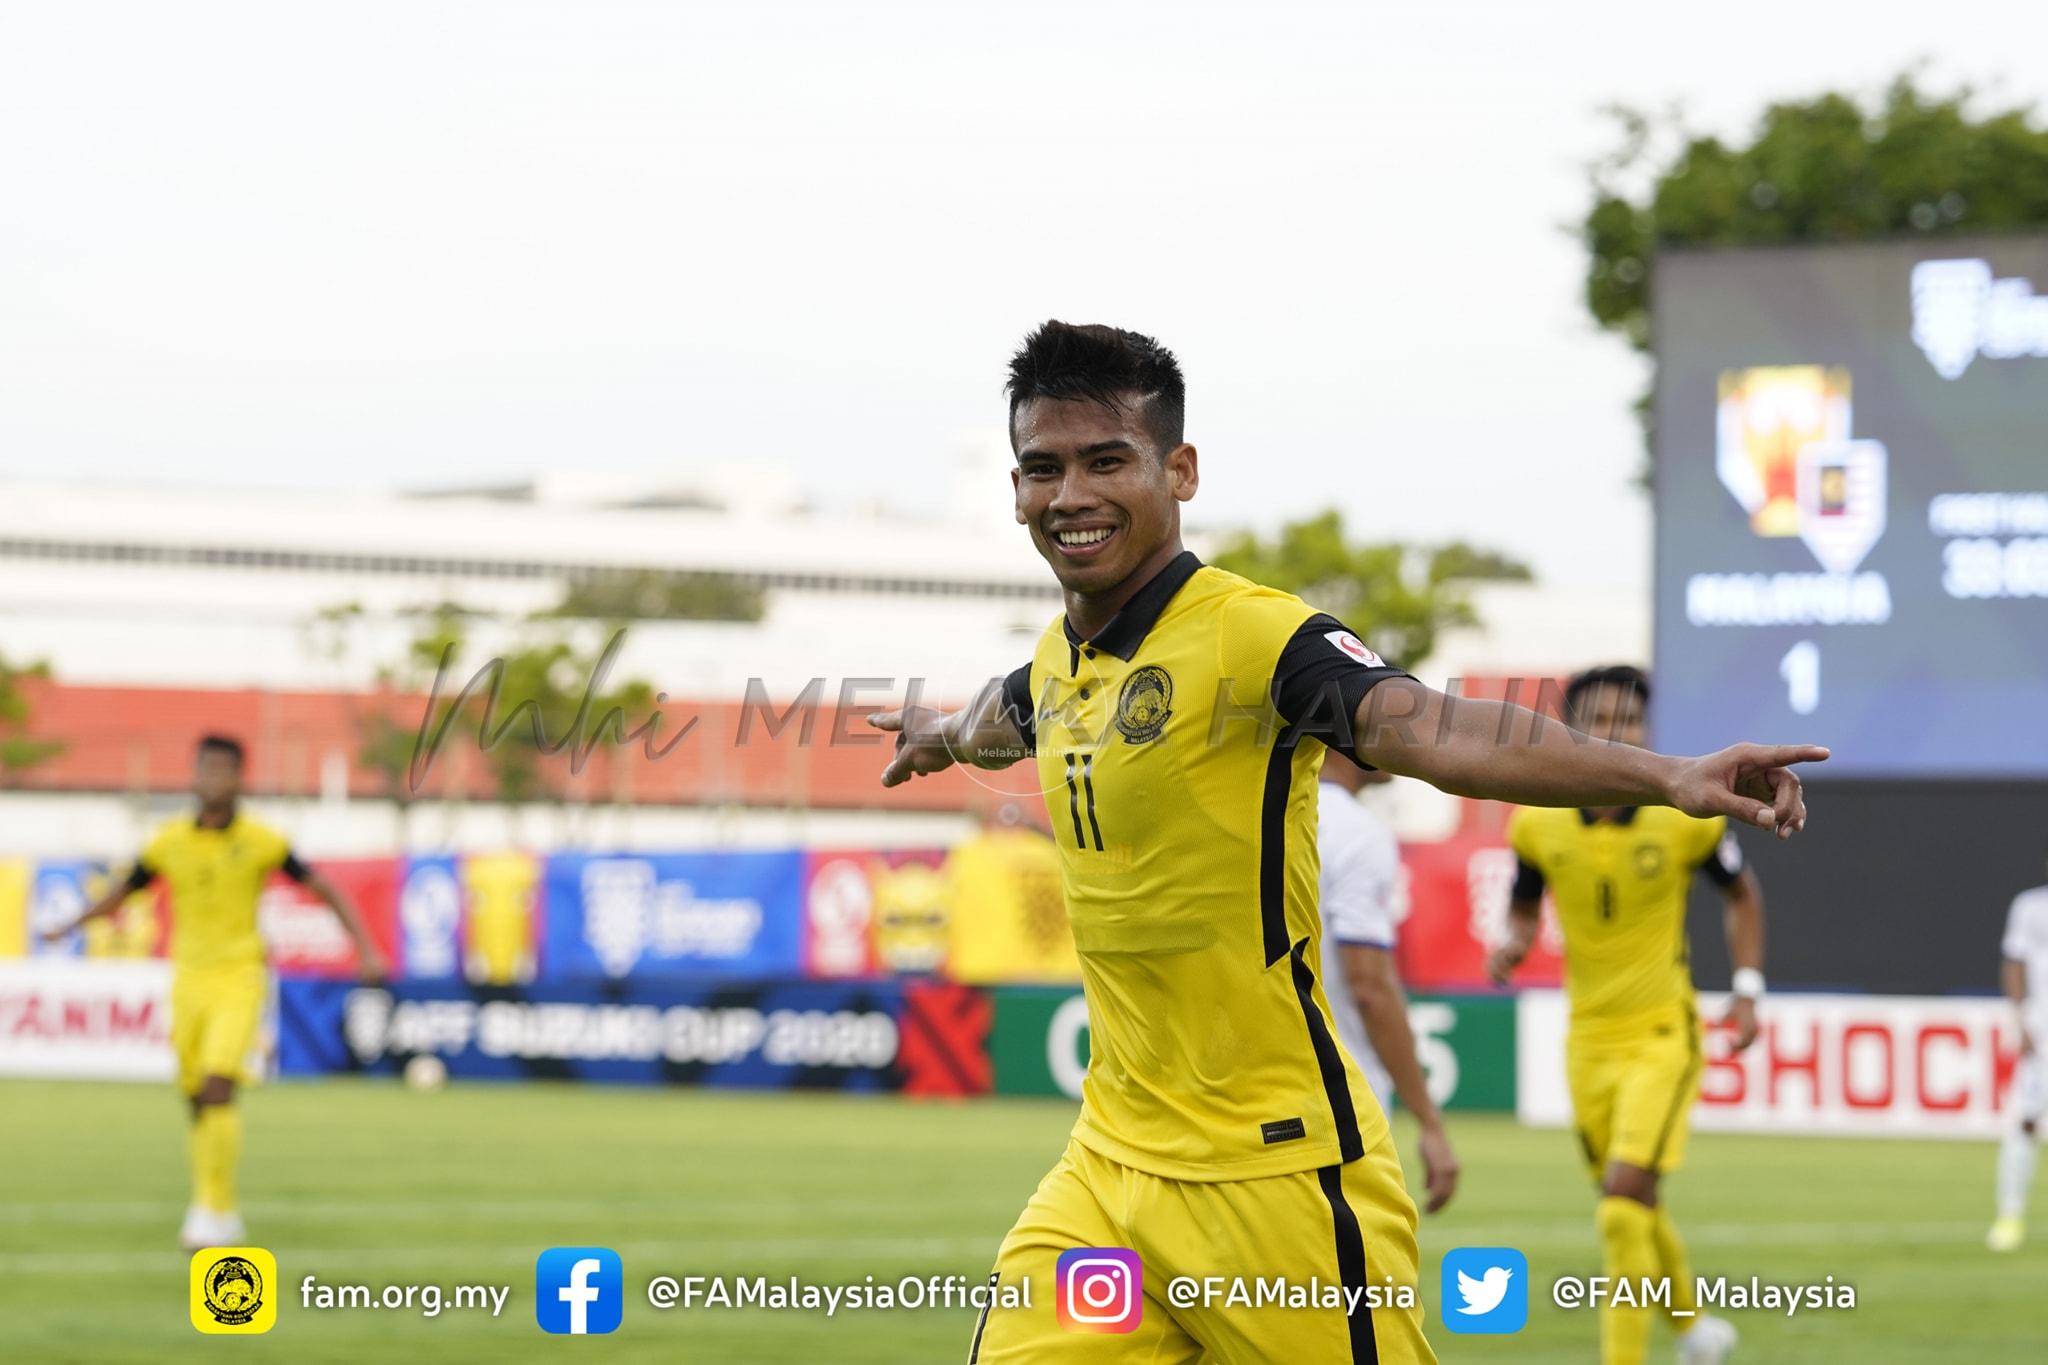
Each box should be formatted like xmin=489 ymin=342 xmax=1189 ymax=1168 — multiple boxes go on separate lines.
xmin=1005 ymin=321 xmax=1186 ymax=453
xmin=196 ymin=734 xmax=246 ymax=767
xmin=1564 ymin=665 xmax=1650 ymax=722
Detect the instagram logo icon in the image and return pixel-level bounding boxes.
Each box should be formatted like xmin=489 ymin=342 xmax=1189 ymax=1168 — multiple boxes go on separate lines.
xmin=1055 ymin=1248 xmax=1143 ymax=1334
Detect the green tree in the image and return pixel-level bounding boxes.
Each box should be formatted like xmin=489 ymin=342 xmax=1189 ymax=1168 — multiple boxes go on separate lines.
xmin=0 ymin=654 xmax=64 ymax=785
xmin=1211 ymin=511 xmax=1531 ymax=669
xmin=1583 ymin=73 xmax=2048 ymax=462
xmin=360 ymin=606 xmax=662 ymax=805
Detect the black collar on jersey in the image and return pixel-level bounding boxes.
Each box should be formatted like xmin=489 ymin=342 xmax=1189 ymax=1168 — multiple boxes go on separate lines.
xmin=195 ymin=805 xmax=239 ymax=831
xmin=1578 ymin=806 xmax=1640 ymax=826
xmin=1059 ymin=550 xmax=1204 ymax=661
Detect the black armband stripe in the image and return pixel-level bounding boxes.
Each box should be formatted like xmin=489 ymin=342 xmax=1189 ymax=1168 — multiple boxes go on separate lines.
xmin=1000 ymin=664 xmax=1036 ymax=754
xmin=1270 ymin=614 xmax=1409 ymax=760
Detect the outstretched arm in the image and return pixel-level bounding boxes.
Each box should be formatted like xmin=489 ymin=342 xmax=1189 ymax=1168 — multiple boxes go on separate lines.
xmin=1353 ymin=679 xmax=1828 ymax=839
xmin=870 ymin=673 xmax=1032 ymax=788
xmin=41 ymin=864 xmax=150 ymax=942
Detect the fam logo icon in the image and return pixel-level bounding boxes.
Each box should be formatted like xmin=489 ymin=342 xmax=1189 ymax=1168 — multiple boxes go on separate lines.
xmin=536 ymin=1247 xmax=624 ymax=1335
xmin=190 ymin=1246 xmax=278 ymax=1334
xmin=1715 ymin=365 xmax=1887 ymax=574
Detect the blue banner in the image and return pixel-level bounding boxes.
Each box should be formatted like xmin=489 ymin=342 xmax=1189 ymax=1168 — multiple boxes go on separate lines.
xmin=395 ymin=856 xmax=463 ymax=981
xmin=276 ymin=977 xmax=906 ymax=1090
xmin=28 ymin=859 xmax=106 ymax=956
xmin=539 ymin=851 xmax=803 ymax=980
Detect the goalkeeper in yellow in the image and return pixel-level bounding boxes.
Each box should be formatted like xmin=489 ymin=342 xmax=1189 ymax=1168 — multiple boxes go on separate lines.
xmin=46 ymin=734 xmax=386 ymax=1249
xmin=1489 ymin=667 xmax=1766 ymax=1365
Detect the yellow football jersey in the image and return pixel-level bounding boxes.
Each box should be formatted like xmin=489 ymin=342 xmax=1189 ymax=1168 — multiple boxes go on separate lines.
xmin=1508 ymin=805 xmax=1740 ymax=1032
xmin=1004 ymin=552 xmax=1409 ymax=1180
xmin=136 ymin=813 xmax=295 ymax=972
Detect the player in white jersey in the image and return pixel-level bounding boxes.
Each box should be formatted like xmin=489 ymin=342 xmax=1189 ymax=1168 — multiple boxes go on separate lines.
xmin=1989 ymin=866 xmax=2048 ymax=1252
xmin=1317 ymin=755 xmax=1459 ymax=1213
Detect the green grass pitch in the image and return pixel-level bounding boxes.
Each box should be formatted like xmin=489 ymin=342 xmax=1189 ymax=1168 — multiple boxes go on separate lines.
xmin=1 ymin=1078 xmax=2037 ymax=1362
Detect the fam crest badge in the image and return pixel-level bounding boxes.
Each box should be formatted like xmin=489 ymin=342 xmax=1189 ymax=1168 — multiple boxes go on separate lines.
xmin=1114 ymin=666 xmax=1173 ymax=744
xmin=190 ymin=1247 xmax=277 ymax=1334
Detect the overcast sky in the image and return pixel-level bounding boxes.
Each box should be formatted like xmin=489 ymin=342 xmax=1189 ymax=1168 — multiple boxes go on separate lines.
xmin=2 ymin=2 xmax=2038 ymax=590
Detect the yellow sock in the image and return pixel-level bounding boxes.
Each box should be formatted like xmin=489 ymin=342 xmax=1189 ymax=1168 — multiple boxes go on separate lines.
xmin=1596 ymin=1195 xmax=1658 ymax=1365
xmin=1653 ymin=1204 xmax=1698 ymax=1328
xmin=192 ymin=1106 xmax=243 ymax=1214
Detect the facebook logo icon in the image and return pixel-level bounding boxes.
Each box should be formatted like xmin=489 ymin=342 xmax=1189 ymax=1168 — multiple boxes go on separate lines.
xmin=535 ymin=1247 xmax=623 ymax=1335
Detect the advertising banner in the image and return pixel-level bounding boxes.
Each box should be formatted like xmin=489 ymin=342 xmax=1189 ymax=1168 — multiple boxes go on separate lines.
xmin=989 ymin=986 xmax=1090 ymax=1099
xmin=0 ymin=958 xmax=174 ymax=1080
xmin=895 ymin=981 xmax=993 ymax=1096
xmin=277 ymin=977 xmax=911 ymax=1090
xmin=1407 ymin=993 xmax=1517 ymax=1113
xmin=0 ymin=858 xmax=28 ymax=957
xmin=262 ymin=857 xmax=400 ymax=979
xmin=1396 ymin=835 xmax=1564 ymax=992
xmin=988 ymin=986 xmax=1517 ymax=1112
xmin=541 ymin=851 xmax=804 ymax=980
xmin=396 ymin=856 xmax=465 ymax=982
xmin=800 ymin=849 xmax=948 ymax=979
xmin=1517 ymin=988 xmax=2024 ymax=1140
xmin=944 ymin=829 xmax=1078 ymax=985
xmin=390 ymin=853 xmax=540 ymax=985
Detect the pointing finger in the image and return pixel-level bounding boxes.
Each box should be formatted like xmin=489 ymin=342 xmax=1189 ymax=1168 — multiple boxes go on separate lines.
xmin=1757 ymin=743 xmax=1830 ymax=767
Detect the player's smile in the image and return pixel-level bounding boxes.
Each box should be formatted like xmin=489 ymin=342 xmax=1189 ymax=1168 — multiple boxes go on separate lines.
xmin=1047 ymin=520 xmax=1121 ymax=560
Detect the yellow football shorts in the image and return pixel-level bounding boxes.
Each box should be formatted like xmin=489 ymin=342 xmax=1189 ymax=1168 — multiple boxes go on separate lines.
xmin=970 ymin=1128 xmax=1434 ymax=1363
xmin=170 ymin=964 xmax=268 ymax=1095
xmin=1566 ymin=1007 xmax=1703 ymax=1179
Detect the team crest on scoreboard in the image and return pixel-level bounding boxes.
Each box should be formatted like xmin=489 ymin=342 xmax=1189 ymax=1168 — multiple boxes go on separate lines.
xmin=1715 ymin=365 xmax=1888 ymax=574
xmin=1114 ymin=666 xmax=1173 ymax=744
xmin=1795 ymin=439 xmax=1886 ymax=575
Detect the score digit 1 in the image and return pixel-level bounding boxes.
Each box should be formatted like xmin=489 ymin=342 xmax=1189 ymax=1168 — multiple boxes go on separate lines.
xmin=1780 ymin=640 xmax=1820 ymax=716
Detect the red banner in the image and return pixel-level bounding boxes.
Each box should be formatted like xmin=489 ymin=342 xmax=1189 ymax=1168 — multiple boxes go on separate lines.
xmin=260 ymin=857 xmax=399 ymax=978
xmin=800 ymin=849 xmax=948 ymax=978
xmin=1394 ymin=834 xmax=1563 ymax=991
xmin=896 ymin=981 xmax=993 ymax=1096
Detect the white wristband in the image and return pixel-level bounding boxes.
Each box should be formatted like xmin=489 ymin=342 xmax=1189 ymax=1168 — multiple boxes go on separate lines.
xmin=1731 ymin=968 xmax=1766 ymax=1000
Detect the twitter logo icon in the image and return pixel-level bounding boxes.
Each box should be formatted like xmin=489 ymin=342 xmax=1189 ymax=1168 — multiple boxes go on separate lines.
xmin=1440 ymin=1248 xmax=1528 ymax=1334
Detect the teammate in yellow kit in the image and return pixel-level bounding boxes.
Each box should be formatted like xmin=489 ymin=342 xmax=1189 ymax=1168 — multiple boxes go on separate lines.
xmin=48 ymin=734 xmax=386 ymax=1249
xmin=873 ymin=323 xmax=1824 ymax=1363
xmin=1489 ymin=667 xmax=1767 ymax=1365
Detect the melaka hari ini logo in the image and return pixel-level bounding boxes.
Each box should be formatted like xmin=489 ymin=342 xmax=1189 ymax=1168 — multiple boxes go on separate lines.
xmin=1714 ymin=365 xmax=1887 ymax=575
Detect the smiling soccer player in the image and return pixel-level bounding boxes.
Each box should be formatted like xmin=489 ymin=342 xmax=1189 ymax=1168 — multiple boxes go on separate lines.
xmin=872 ymin=321 xmax=1825 ymax=1363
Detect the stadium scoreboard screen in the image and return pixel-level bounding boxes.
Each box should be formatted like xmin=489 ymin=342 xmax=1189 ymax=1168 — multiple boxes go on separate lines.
xmin=1653 ymin=235 xmax=2048 ymax=778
